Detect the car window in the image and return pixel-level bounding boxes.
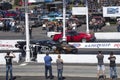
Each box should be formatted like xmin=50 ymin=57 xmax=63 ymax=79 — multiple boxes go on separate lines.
xmin=66 ymin=32 xmax=71 ymax=36
xmin=29 ymin=17 xmax=38 ymax=21
xmin=67 ymin=31 xmax=78 ymax=36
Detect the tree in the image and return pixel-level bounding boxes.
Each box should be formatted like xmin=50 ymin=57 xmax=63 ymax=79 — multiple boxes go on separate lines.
xmin=15 ymin=0 xmax=20 ymax=5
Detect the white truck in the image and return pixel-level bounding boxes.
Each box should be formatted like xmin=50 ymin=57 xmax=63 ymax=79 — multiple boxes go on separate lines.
xmin=47 ymin=31 xmax=61 ymax=38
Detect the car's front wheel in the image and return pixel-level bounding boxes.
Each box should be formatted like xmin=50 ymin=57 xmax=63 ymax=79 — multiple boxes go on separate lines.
xmin=81 ymin=38 xmax=87 ymax=43
xmin=58 ymin=38 xmax=62 ymax=43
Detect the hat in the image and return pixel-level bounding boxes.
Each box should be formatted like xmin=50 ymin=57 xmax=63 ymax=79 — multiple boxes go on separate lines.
xmin=117 ymin=18 xmax=120 ymax=21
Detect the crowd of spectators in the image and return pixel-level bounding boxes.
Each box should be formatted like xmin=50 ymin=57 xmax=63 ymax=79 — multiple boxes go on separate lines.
xmin=89 ymin=17 xmax=106 ymax=32
xmin=0 ymin=18 xmax=24 ymax=32
xmin=41 ymin=17 xmax=82 ymax=32
xmin=0 ymin=0 xmax=120 ymax=34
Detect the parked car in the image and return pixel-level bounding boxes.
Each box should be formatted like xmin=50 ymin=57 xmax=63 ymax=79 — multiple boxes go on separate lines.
xmin=53 ymin=30 xmax=96 ymax=42
xmin=47 ymin=31 xmax=61 ymax=38
xmin=4 ymin=11 xmax=18 ymax=18
xmin=40 ymin=12 xmax=63 ymax=21
xmin=29 ymin=17 xmax=43 ymax=28
xmin=0 ymin=2 xmax=12 ymax=10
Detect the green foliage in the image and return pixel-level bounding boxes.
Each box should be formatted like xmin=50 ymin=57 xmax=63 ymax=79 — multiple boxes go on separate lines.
xmin=15 ymin=0 xmax=20 ymax=5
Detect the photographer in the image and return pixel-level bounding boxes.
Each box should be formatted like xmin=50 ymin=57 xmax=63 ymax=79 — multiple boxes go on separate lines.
xmin=4 ymin=51 xmax=16 ymax=80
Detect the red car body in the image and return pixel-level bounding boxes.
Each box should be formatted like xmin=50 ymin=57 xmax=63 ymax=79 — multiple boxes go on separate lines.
xmin=5 ymin=11 xmax=18 ymax=18
xmin=53 ymin=30 xmax=96 ymax=42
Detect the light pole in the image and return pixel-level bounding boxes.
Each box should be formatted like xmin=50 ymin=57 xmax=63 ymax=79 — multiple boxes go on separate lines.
xmin=86 ymin=0 xmax=89 ymax=33
xmin=25 ymin=0 xmax=30 ymax=62
xmin=62 ymin=0 xmax=66 ymax=42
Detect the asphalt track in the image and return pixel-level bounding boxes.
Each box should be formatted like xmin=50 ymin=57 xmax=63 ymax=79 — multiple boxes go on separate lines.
xmin=0 ymin=24 xmax=118 ymax=40
xmin=0 ymin=62 xmax=120 ymax=80
xmin=0 ymin=76 xmax=116 ymax=80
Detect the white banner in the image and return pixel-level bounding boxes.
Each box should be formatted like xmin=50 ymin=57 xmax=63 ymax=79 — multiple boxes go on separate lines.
xmin=72 ymin=7 xmax=87 ymax=15
xmin=103 ymin=6 xmax=120 ymax=17
xmin=69 ymin=42 xmax=120 ymax=49
xmin=0 ymin=40 xmax=24 ymax=50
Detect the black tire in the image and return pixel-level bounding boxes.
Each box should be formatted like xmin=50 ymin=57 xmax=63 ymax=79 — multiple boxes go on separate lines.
xmin=60 ymin=49 xmax=66 ymax=54
xmin=82 ymin=38 xmax=87 ymax=43
xmin=71 ymin=49 xmax=78 ymax=54
xmin=58 ymin=38 xmax=62 ymax=43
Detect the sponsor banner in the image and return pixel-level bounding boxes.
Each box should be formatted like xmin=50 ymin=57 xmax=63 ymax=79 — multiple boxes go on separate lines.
xmin=69 ymin=43 xmax=120 ymax=49
xmin=103 ymin=6 xmax=120 ymax=17
xmin=72 ymin=7 xmax=87 ymax=15
xmin=0 ymin=40 xmax=24 ymax=50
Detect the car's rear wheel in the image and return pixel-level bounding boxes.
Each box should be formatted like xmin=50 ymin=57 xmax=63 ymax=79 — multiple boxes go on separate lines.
xmin=71 ymin=49 xmax=78 ymax=54
xmin=60 ymin=49 xmax=66 ymax=54
xmin=82 ymin=38 xmax=87 ymax=43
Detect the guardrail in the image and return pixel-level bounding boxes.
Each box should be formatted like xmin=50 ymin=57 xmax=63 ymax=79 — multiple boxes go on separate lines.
xmin=95 ymin=32 xmax=120 ymax=39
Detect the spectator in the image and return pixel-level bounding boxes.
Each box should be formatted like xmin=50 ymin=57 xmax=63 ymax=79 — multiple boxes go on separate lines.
xmin=0 ymin=20 xmax=4 ymax=30
xmin=29 ymin=27 xmax=32 ymax=38
xmin=96 ymin=51 xmax=105 ymax=78
xmin=108 ymin=51 xmax=117 ymax=79
xmin=117 ymin=20 xmax=120 ymax=32
xmin=21 ymin=25 xmax=25 ymax=35
xmin=5 ymin=20 xmax=10 ymax=31
xmin=89 ymin=21 xmax=94 ymax=31
xmin=44 ymin=53 xmax=53 ymax=79
xmin=4 ymin=51 xmax=16 ymax=80
xmin=42 ymin=23 xmax=46 ymax=30
xmin=93 ymin=22 xmax=98 ymax=32
xmin=10 ymin=20 xmax=15 ymax=32
xmin=71 ymin=21 xmax=77 ymax=30
xmin=56 ymin=54 xmax=64 ymax=80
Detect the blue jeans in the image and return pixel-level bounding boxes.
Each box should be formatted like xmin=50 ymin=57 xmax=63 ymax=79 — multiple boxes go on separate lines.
xmin=110 ymin=66 xmax=117 ymax=78
xmin=117 ymin=26 xmax=120 ymax=32
xmin=45 ymin=65 xmax=52 ymax=79
xmin=57 ymin=69 xmax=63 ymax=80
xmin=6 ymin=65 xmax=13 ymax=80
xmin=10 ymin=26 xmax=15 ymax=32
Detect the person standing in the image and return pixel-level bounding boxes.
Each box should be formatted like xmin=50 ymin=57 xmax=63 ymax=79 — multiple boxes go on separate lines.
xmin=4 ymin=51 xmax=16 ymax=80
xmin=117 ymin=19 xmax=120 ymax=32
xmin=56 ymin=54 xmax=63 ymax=80
xmin=29 ymin=27 xmax=32 ymax=39
xmin=10 ymin=20 xmax=15 ymax=32
xmin=108 ymin=51 xmax=117 ymax=79
xmin=96 ymin=51 xmax=105 ymax=78
xmin=44 ymin=53 xmax=53 ymax=79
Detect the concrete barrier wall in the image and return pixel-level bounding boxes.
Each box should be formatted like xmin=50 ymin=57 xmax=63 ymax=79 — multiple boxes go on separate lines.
xmin=95 ymin=32 xmax=120 ymax=39
xmin=37 ymin=54 xmax=120 ymax=64
xmin=1 ymin=54 xmax=119 ymax=64
xmin=0 ymin=53 xmax=21 ymax=64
